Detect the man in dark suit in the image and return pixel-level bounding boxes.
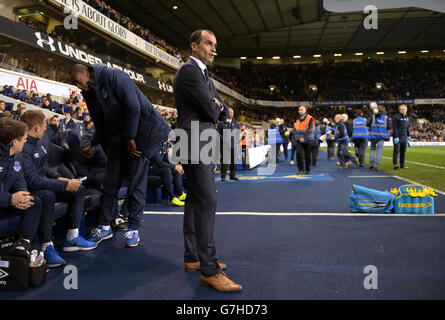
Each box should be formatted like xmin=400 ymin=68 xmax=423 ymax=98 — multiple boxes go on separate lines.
xmin=173 ymin=30 xmax=242 ymax=292
xmin=60 ymin=111 xmax=76 ymax=133
xmin=70 ymin=63 xmax=171 ymax=248
xmin=217 ymin=107 xmax=239 ymax=181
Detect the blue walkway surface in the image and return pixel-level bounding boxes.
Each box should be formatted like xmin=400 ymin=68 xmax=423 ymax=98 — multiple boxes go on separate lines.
xmin=148 ymin=155 xmax=445 ymax=213
xmin=1 ymin=154 xmax=444 ymax=300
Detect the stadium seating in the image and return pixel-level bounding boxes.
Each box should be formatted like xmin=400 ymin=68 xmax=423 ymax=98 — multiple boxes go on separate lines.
xmin=0 ymin=97 xmax=167 ymax=239
xmin=4 ymin=102 xmax=13 ymax=111
xmin=63 ymin=105 xmax=73 ymax=114
xmin=34 ymin=97 xmax=43 ymax=105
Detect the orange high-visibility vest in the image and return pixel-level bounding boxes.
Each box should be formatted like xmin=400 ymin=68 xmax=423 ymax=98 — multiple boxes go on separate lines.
xmin=295 ymin=115 xmax=315 ymax=131
xmin=240 ymin=130 xmax=251 ymax=146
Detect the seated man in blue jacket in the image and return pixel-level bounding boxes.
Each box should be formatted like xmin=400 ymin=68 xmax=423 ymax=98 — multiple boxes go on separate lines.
xmin=72 ymin=120 xmax=107 ymax=190
xmin=150 ymin=143 xmax=186 ymax=207
xmin=46 ymin=115 xmax=62 ymax=145
xmin=0 ymin=119 xmax=42 ymax=243
xmin=18 ymin=110 xmax=97 ymax=259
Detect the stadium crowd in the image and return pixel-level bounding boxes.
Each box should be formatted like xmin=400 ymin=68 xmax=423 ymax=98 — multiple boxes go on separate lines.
xmin=210 ymin=58 xmax=445 ymax=102
xmin=84 ymin=0 xmax=185 ymax=62
xmin=0 ymin=85 xmax=179 ymax=129
xmin=1 ymin=82 xmax=443 ymax=143
xmin=237 ymin=104 xmax=444 ymax=143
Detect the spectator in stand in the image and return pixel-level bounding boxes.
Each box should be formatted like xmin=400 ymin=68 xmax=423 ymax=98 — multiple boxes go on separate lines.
xmin=12 ymin=103 xmax=26 ymax=121
xmin=0 ymin=86 xmax=8 ymax=95
xmin=0 ymin=100 xmax=5 ymax=112
xmin=74 ymin=107 xmax=84 ymax=121
xmin=41 ymin=97 xmax=51 ymax=110
xmin=67 ymin=92 xmax=80 ymax=105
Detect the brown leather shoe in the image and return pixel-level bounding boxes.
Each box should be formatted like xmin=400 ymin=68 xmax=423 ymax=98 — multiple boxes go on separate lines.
xmin=184 ymin=261 xmax=227 ymax=272
xmin=200 ymin=272 xmax=242 ymax=292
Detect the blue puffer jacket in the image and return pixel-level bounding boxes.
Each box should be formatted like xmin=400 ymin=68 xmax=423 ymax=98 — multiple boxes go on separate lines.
xmin=81 ymin=64 xmax=172 ymax=160
xmin=17 ymin=135 xmax=67 ymax=193
xmin=0 ymin=142 xmax=28 ymax=207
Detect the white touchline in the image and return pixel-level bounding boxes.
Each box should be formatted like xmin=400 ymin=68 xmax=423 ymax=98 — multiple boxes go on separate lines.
xmin=349 ymin=176 xmax=394 ymax=178
xmin=381 ymin=156 xmax=445 ymax=170
xmin=143 ymin=211 xmax=445 ymax=216
xmin=389 ymin=173 xmax=445 ymax=195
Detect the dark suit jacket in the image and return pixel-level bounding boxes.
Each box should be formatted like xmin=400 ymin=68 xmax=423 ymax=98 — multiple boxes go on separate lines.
xmin=173 ymin=58 xmax=228 ymax=162
xmin=217 ymin=118 xmax=239 ymax=149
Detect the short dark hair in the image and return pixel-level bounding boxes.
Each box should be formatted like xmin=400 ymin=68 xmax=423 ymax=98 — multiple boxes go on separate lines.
xmin=377 ymin=105 xmax=386 ymax=114
xmin=0 ymin=119 xmax=27 ymax=145
xmin=71 ymin=64 xmax=89 ymax=75
xmin=190 ymin=30 xmax=215 ymax=45
xmin=21 ymin=110 xmax=46 ymax=129
xmin=355 ymin=109 xmax=363 ymax=117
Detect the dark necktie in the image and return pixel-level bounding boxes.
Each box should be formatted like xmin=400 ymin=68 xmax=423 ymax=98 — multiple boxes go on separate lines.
xmin=203 ymin=68 xmax=210 ymax=87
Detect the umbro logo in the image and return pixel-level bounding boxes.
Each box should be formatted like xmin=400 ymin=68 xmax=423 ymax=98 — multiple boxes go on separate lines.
xmin=33 ymin=153 xmax=40 ymax=159
xmin=0 ymin=268 xmax=8 ymax=280
xmin=35 ymin=32 xmax=56 ymax=52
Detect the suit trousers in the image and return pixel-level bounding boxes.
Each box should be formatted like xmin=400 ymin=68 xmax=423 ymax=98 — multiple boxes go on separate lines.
xmin=393 ymin=139 xmax=407 ymax=167
xmin=296 ymin=141 xmax=312 ymax=172
xmin=220 ymin=146 xmax=236 ymax=178
xmin=0 ymin=196 xmax=42 ymax=241
xmin=32 ymin=187 xmax=85 ymax=242
xmin=182 ymin=163 xmax=221 ymax=277
xmin=100 ymin=155 xmax=149 ymax=230
xmin=327 ymin=140 xmax=336 ymax=159
xmin=353 ymin=138 xmax=368 ymax=166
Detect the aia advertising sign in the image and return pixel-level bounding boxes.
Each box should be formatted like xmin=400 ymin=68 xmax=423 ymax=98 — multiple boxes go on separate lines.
xmin=0 ymin=68 xmax=79 ymax=98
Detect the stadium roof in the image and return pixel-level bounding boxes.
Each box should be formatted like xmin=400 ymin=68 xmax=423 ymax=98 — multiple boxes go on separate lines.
xmin=107 ymin=0 xmax=445 ymax=58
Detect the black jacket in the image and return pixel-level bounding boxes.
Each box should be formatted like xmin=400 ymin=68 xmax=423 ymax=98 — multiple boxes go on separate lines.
xmin=46 ymin=124 xmax=62 ymax=145
xmin=0 ymin=143 xmax=28 ymax=208
xmin=17 ymin=135 xmax=67 ymax=193
xmin=289 ymin=129 xmax=298 ymax=147
xmin=173 ymin=58 xmax=228 ymax=162
xmin=60 ymin=118 xmax=77 ymax=132
xmin=343 ymin=120 xmax=353 ymax=137
xmin=217 ymin=118 xmax=239 ymax=149
xmin=150 ymin=144 xmax=174 ymax=170
xmin=81 ymin=64 xmax=171 ymax=160
xmin=392 ymin=113 xmax=410 ymax=139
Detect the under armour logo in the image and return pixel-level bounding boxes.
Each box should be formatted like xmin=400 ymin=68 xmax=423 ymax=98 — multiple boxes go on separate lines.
xmin=35 ymin=32 xmax=56 ymax=52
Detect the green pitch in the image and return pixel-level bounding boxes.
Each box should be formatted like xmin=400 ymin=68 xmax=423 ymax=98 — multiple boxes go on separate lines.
xmin=321 ymin=146 xmax=445 ymax=192
xmin=377 ymin=146 xmax=445 ymax=193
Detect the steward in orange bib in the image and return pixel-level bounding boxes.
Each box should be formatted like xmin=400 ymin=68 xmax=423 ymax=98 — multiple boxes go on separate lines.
xmin=295 ymin=106 xmax=315 ymax=175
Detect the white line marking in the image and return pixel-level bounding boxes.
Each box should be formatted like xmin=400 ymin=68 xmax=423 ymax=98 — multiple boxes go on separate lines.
xmin=381 ymin=156 xmax=445 ymax=170
xmin=144 ymin=211 xmax=445 ymax=217
xmin=349 ymin=176 xmax=394 ymax=178
xmin=388 ymin=174 xmax=445 ymax=195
